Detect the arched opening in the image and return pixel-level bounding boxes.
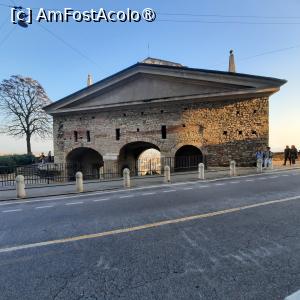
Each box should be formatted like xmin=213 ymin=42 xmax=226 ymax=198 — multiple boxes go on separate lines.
xmin=118 ymin=142 xmax=161 ymax=176
xmin=175 ymin=145 xmax=203 ymax=172
xmin=66 ymin=147 xmax=103 ymax=180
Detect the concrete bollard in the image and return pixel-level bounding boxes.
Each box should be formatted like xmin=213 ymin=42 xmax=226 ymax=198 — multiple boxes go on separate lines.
xmin=123 ymin=168 xmax=131 ymax=188
xmin=164 ymin=165 xmax=171 ymax=183
xmin=257 ymin=158 xmax=263 ymax=173
xmin=99 ymin=166 xmax=104 ymax=180
xmin=230 ymin=160 xmax=236 ymax=177
xmin=16 ymin=175 xmax=26 ymax=199
xmin=198 ymin=163 xmax=205 ymax=180
xmin=76 ymin=171 xmax=84 ymax=193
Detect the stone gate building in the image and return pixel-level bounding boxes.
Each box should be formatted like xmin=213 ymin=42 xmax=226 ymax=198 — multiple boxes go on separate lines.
xmin=44 ymin=55 xmax=286 ymax=175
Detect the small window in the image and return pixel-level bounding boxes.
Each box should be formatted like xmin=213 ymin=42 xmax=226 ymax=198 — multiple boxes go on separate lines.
xmin=141 ymin=112 xmax=144 ymax=116
xmin=92 ymin=116 xmax=95 ymax=119
xmin=223 ymin=131 xmax=228 ymax=136
xmin=161 ymin=125 xmax=167 ymax=139
xmin=253 ymin=109 xmax=257 ymax=114
xmin=74 ymin=131 xmax=78 ymax=142
xmin=236 ymin=111 xmax=240 ymax=115
xmin=137 ymin=128 xmax=140 ymax=132
xmin=123 ymin=113 xmax=127 ymax=117
xmin=182 ymin=124 xmax=186 ymax=128
xmin=238 ymin=130 xmax=243 ymax=135
xmin=86 ymin=131 xmax=91 ymax=142
xmin=252 ymin=130 xmax=257 ymax=135
xmin=160 ymin=110 xmax=164 ymax=114
xmin=116 ymin=128 xmax=120 ymax=140
xmin=184 ymin=107 xmax=188 ymax=111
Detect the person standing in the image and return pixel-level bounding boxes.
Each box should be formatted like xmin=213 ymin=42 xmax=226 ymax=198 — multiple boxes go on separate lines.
xmin=283 ymin=146 xmax=291 ymax=166
xmin=264 ymin=146 xmax=273 ymax=168
xmin=255 ymin=148 xmax=264 ymax=166
xmin=290 ymin=145 xmax=298 ymax=165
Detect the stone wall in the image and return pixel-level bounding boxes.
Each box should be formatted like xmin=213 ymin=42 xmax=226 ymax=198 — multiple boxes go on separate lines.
xmin=52 ymin=96 xmax=269 ymax=167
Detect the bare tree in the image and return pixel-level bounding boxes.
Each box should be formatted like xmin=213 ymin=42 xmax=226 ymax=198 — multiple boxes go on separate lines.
xmin=0 ymin=75 xmax=52 ymax=154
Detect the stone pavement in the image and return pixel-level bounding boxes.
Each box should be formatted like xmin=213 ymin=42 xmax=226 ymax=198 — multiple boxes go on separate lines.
xmin=0 ymin=164 xmax=299 ymax=201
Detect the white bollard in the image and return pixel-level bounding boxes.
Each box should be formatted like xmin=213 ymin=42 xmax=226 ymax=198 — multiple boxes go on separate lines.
xmin=76 ymin=171 xmax=83 ymax=193
xmin=164 ymin=165 xmax=171 ymax=183
xmin=230 ymin=160 xmax=236 ymax=177
xmin=257 ymin=158 xmax=263 ymax=173
xmin=198 ymin=163 xmax=205 ymax=180
xmin=123 ymin=168 xmax=131 ymax=188
xmin=16 ymin=175 xmax=26 ymax=199
xmin=99 ymin=166 xmax=104 ymax=180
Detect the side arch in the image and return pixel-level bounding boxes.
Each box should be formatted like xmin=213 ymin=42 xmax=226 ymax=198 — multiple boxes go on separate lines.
xmin=174 ymin=145 xmax=203 ymax=171
xmin=66 ymin=147 xmax=103 ymax=179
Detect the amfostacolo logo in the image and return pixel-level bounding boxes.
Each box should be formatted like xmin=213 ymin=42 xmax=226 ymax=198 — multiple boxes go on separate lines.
xmin=11 ymin=7 xmax=157 ymax=25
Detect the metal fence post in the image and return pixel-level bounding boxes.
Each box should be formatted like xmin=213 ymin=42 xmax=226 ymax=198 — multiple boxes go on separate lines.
xmin=16 ymin=175 xmax=26 ymax=199
xmin=257 ymin=158 xmax=263 ymax=173
xmin=198 ymin=163 xmax=205 ymax=180
xmin=76 ymin=171 xmax=83 ymax=193
xmin=123 ymin=168 xmax=130 ymax=188
xmin=164 ymin=165 xmax=171 ymax=183
xmin=230 ymin=160 xmax=236 ymax=177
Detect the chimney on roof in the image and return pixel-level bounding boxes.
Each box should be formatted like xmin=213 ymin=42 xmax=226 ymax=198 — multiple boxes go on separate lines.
xmin=87 ymin=74 xmax=93 ymax=86
xmin=228 ymin=50 xmax=236 ymax=73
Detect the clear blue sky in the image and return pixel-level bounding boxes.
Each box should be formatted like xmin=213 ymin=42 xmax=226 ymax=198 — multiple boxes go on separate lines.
xmin=0 ymin=0 xmax=300 ymax=154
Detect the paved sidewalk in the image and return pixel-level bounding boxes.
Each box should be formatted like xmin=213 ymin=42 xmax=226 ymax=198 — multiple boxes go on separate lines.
xmin=0 ymin=165 xmax=299 ymax=201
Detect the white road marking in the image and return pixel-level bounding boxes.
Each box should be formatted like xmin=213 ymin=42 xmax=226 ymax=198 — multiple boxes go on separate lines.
xmin=93 ymin=198 xmax=110 ymax=202
xmin=163 ymin=190 xmax=176 ymax=193
xmin=65 ymin=202 xmax=83 ymax=206
xmin=259 ymin=177 xmax=267 ymax=180
xmin=230 ymin=181 xmax=240 ymax=184
xmin=246 ymin=179 xmax=254 ymax=182
xmin=215 ymin=183 xmax=225 ymax=186
xmin=282 ymin=174 xmax=290 ymax=177
xmin=142 ymin=192 xmax=156 ymax=196
xmin=2 ymin=209 xmax=22 ymax=213
xmin=119 ymin=195 xmax=134 ymax=199
xmin=35 ymin=205 xmax=54 ymax=210
xmin=285 ymin=289 xmax=300 ymax=300
xmin=199 ymin=185 xmax=209 ymax=188
xmin=0 ymin=194 xmax=299 ymax=254
xmin=183 ymin=187 xmax=193 ymax=190
xmin=269 ymin=176 xmax=278 ymax=179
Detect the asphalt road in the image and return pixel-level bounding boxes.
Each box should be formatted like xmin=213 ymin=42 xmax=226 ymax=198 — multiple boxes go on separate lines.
xmin=0 ymin=170 xmax=299 ymax=300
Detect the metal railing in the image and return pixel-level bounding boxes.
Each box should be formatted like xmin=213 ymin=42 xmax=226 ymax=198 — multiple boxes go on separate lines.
xmin=0 ymin=155 xmax=205 ymax=187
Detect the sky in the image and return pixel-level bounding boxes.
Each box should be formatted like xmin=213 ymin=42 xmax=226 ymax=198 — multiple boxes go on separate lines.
xmin=0 ymin=0 xmax=299 ymax=154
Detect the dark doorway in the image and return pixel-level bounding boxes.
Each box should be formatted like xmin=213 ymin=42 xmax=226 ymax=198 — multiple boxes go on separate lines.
xmin=174 ymin=145 xmax=203 ymax=172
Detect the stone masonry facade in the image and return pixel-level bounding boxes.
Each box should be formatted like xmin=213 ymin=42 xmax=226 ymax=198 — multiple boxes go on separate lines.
xmin=53 ymin=96 xmax=269 ymax=168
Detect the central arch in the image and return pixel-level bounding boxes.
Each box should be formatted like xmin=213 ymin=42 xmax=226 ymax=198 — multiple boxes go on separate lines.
xmin=118 ymin=141 xmax=161 ymax=176
xmin=174 ymin=145 xmax=203 ymax=171
xmin=66 ymin=147 xmax=103 ymax=180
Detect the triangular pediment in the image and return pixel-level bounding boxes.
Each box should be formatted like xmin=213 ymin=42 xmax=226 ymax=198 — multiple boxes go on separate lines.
xmin=63 ymin=73 xmax=248 ymax=110
xmin=44 ymin=62 xmax=286 ymax=114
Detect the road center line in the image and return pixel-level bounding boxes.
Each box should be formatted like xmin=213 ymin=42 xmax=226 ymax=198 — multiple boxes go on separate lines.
xmin=0 ymin=195 xmax=299 ymax=254
xmin=93 ymin=198 xmax=110 ymax=202
xmin=142 ymin=192 xmax=156 ymax=196
xmin=215 ymin=183 xmax=225 ymax=186
xmin=246 ymin=179 xmax=254 ymax=182
xmin=183 ymin=187 xmax=193 ymax=190
xmin=163 ymin=190 xmax=176 ymax=193
xmin=119 ymin=195 xmax=134 ymax=199
xmin=65 ymin=202 xmax=83 ymax=206
xmin=35 ymin=205 xmax=54 ymax=209
xmin=230 ymin=181 xmax=240 ymax=184
xmin=2 ymin=209 xmax=22 ymax=213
